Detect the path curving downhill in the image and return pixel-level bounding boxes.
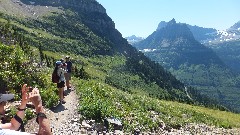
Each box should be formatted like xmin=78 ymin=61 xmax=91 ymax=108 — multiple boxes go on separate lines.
xmin=24 ymin=86 xmax=96 ymax=135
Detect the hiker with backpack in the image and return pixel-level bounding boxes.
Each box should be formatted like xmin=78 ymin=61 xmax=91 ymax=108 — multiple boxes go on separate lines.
xmin=0 ymin=84 xmax=52 ymax=135
xmin=53 ymin=61 xmax=67 ymax=104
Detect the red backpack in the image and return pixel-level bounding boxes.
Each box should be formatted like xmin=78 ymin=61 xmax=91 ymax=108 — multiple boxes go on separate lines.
xmin=52 ymin=69 xmax=60 ymax=83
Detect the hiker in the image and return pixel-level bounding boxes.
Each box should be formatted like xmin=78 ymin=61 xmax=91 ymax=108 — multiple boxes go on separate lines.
xmin=55 ymin=61 xmax=67 ymax=104
xmin=0 ymin=84 xmax=52 ymax=135
xmin=65 ymin=56 xmax=72 ymax=90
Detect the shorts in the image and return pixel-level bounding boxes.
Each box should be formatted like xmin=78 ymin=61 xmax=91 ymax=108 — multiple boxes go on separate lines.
xmin=65 ymin=73 xmax=71 ymax=81
xmin=57 ymin=81 xmax=65 ymax=88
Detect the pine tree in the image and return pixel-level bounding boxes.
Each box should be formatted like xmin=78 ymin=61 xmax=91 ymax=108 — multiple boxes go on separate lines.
xmin=38 ymin=42 xmax=44 ymax=65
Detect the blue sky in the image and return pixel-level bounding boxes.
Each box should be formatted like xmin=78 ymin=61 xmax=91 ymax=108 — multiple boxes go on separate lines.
xmin=97 ymin=0 xmax=240 ymax=38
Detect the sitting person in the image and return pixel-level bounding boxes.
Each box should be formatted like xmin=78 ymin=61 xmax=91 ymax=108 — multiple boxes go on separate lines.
xmin=0 ymin=84 xmax=29 ymax=131
xmin=0 ymin=84 xmax=52 ymax=135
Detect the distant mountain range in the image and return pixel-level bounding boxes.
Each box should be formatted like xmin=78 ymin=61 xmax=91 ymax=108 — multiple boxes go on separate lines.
xmin=127 ymin=20 xmax=240 ymax=45
xmin=133 ymin=18 xmax=226 ymax=68
xmin=133 ymin=18 xmax=240 ymax=112
xmin=128 ymin=19 xmax=240 ymax=73
xmin=125 ymin=35 xmax=144 ymax=45
xmin=157 ymin=21 xmax=217 ymax=43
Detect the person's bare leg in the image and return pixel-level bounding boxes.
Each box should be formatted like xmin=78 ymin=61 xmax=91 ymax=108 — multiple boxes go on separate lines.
xmin=58 ymin=88 xmax=62 ymax=100
xmin=59 ymin=88 xmax=64 ymax=99
xmin=66 ymin=80 xmax=70 ymax=88
xmin=66 ymin=73 xmax=71 ymax=89
xmin=59 ymin=87 xmax=66 ymax=104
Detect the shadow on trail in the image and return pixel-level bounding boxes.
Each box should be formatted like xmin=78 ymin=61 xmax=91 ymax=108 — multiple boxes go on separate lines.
xmin=64 ymin=88 xmax=71 ymax=96
xmin=50 ymin=103 xmax=67 ymax=113
xmin=50 ymin=86 xmax=74 ymax=113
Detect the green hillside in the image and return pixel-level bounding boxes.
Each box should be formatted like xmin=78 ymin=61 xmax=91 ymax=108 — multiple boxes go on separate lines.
xmin=0 ymin=0 xmax=239 ymax=133
xmin=206 ymin=39 xmax=240 ymax=73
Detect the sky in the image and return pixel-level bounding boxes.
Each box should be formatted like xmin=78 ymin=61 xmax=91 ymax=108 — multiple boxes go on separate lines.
xmin=97 ymin=0 xmax=240 ymax=38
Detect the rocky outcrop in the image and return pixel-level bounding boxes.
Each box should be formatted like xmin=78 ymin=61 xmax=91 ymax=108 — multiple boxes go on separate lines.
xmin=22 ymin=0 xmax=106 ymax=14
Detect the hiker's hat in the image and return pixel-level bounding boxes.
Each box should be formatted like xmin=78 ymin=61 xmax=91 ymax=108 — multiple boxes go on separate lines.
xmin=65 ymin=56 xmax=70 ymax=59
xmin=0 ymin=93 xmax=14 ymax=103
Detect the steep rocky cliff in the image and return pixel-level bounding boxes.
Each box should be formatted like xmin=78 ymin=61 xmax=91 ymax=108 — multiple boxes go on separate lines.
xmin=21 ymin=0 xmax=106 ymax=13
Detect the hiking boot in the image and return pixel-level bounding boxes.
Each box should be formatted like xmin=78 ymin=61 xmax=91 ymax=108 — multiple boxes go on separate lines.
xmin=60 ymin=100 xmax=66 ymax=104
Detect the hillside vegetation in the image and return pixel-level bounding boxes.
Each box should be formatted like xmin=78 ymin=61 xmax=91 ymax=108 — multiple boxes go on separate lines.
xmin=0 ymin=0 xmax=240 ymax=133
xmin=206 ymin=39 xmax=240 ymax=73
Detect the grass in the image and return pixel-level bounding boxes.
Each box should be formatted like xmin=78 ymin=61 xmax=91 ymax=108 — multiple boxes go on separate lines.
xmin=162 ymin=101 xmax=240 ymax=128
xmin=75 ymin=79 xmax=240 ymax=132
xmin=0 ymin=18 xmax=7 ymax=23
xmin=185 ymin=104 xmax=240 ymax=127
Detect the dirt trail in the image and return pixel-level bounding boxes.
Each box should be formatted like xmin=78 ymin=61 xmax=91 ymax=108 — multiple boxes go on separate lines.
xmin=24 ymin=86 xmax=83 ymax=134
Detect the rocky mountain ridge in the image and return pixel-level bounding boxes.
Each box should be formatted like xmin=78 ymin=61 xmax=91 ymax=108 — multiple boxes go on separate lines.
xmin=0 ymin=0 xmax=106 ymax=19
xmin=125 ymin=35 xmax=144 ymax=45
xmin=133 ymin=18 xmax=225 ymax=68
xmin=21 ymin=0 xmax=106 ymax=14
xmin=156 ymin=20 xmax=240 ymax=45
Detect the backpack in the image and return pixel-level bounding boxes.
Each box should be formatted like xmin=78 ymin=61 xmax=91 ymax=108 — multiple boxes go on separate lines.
xmin=52 ymin=69 xmax=60 ymax=83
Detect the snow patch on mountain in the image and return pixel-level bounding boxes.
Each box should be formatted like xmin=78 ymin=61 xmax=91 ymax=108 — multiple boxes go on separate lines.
xmin=205 ymin=28 xmax=240 ymax=44
xmin=125 ymin=35 xmax=144 ymax=45
xmin=140 ymin=49 xmax=157 ymax=52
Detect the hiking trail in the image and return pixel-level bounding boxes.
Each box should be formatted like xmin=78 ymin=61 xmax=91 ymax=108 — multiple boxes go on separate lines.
xmin=24 ymin=86 xmax=98 ymax=135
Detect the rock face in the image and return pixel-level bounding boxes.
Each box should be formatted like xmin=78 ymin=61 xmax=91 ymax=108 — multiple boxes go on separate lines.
xmin=0 ymin=0 xmax=106 ymax=17
xmin=21 ymin=0 xmax=106 ymax=14
xmin=35 ymin=0 xmax=130 ymax=53
xmin=133 ymin=18 xmax=225 ymax=69
xmin=156 ymin=20 xmax=217 ymax=44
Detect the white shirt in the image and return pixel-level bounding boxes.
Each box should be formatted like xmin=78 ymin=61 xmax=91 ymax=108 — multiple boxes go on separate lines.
xmin=0 ymin=128 xmax=30 ymax=135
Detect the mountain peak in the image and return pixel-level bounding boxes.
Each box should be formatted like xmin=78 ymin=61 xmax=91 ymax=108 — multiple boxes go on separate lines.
xmin=157 ymin=21 xmax=167 ymax=30
xmin=157 ymin=18 xmax=177 ymax=31
xmin=160 ymin=19 xmax=195 ymax=42
xmin=134 ymin=19 xmax=198 ymax=50
xmin=168 ymin=18 xmax=176 ymax=25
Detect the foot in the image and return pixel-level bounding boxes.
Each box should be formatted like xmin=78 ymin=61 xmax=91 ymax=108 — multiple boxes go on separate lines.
xmin=60 ymin=100 xmax=66 ymax=104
